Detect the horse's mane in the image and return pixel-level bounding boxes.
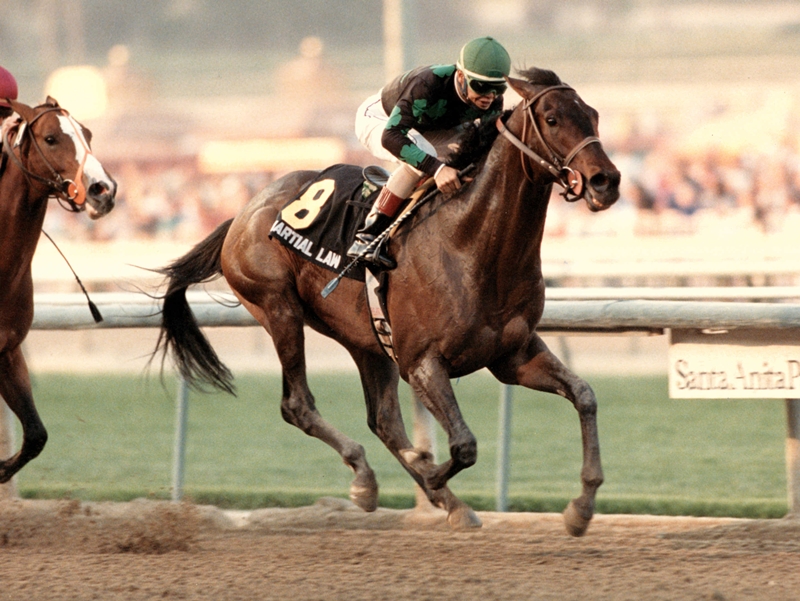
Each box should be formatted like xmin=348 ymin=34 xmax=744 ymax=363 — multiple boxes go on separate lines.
xmin=447 ymin=110 xmax=510 ymax=170
xmin=447 ymin=67 xmax=563 ymax=170
xmin=517 ymin=67 xmax=562 ymax=87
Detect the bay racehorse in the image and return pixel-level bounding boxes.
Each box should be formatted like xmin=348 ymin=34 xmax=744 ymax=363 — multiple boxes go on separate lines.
xmin=0 ymin=97 xmax=116 ymax=482
xmin=153 ymin=68 xmax=620 ymax=536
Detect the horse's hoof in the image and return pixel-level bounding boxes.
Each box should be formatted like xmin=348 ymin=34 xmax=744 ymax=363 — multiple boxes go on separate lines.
xmin=349 ymin=483 xmax=378 ymax=513
xmin=447 ymin=505 xmax=482 ymax=530
xmin=563 ymin=500 xmax=592 ymax=537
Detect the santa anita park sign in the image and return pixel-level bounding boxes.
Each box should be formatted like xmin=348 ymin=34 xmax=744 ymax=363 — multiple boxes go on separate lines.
xmin=670 ymin=329 xmax=800 ymax=399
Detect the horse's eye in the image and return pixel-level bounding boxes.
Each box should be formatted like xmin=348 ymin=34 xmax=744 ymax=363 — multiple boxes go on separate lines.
xmin=545 ymin=117 xmax=557 ymax=127
xmin=44 ymin=135 xmax=57 ymax=145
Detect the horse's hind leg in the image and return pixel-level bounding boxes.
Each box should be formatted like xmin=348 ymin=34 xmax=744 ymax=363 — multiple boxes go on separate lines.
xmin=0 ymin=347 xmax=47 ymax=483
xmin=491 ymin=333 xmax=603 ymax=537
xmin=243 ymin=296 xmax=379 ymax=512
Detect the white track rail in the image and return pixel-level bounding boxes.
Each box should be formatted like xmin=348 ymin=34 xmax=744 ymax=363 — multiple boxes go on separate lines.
xmin=14 ymin=290 xmax=800 ymax=516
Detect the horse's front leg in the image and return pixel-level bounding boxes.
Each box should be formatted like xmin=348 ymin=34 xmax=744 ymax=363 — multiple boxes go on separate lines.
xmin=352 ymin=349 xmax=480 ymax=529
xmin=404 ymin=356 xmax=482 ymax=529
xmin=491 ymin=333 xmax=603 ymax=537
xmin=0 ymin=346 xmax=48 ymax=483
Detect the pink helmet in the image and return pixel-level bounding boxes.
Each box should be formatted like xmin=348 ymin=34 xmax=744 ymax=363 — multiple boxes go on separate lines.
xmin=0 ymin=66 xmax=19 ymax=108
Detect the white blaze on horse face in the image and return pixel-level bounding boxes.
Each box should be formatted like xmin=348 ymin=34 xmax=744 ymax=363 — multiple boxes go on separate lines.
xmin=55 ymin=114 xmax=107 ymax=186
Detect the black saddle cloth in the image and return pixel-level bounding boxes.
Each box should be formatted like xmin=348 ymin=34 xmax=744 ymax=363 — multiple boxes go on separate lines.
xmin=268 ymin=164 xmax=382 ymax=282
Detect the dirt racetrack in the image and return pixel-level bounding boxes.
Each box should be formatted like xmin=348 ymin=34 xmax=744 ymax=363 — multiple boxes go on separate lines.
xmin=1 ymin=497 xmax=799 ymax=601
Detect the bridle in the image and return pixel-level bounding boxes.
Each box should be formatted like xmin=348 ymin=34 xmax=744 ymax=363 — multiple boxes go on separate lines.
xmin=2 ymin=105 xmax=89 ymax=212
xmin=496 ymin=84 xmax=602 ymax=201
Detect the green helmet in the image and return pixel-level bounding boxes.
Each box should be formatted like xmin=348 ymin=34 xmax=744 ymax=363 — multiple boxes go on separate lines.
xmin=457 ymin=36 xmax=510 ymax=82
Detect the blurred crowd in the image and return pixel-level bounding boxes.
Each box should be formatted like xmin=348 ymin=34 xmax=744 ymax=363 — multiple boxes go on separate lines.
xmin=42 ymin=113 xmax=800 ymax=244
xmin=546 ymin=131 xmax=800 ymax=239
xmin=34 ymin=38 xmax=800 ymax=244
xmin=43 ymin=162 xmax=274 ymax=243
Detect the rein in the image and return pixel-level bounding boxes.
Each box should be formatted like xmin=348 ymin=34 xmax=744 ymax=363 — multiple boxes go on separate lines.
xmin=2 ymin=106 xmax=87 ymax=212
xmin=496 ymin=84 xmax=601 ymax=201
xmin=1 ymin=110 xmax=103 ymax=323
xmin=41 ymin=230 xmax=103 ymax=323
xmin=321 ymin=164 xmax=476 ymax=298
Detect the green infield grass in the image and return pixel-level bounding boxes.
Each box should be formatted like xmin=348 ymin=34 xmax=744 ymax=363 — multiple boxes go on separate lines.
xmin=11 ymin=371 xmax=789 ymax=518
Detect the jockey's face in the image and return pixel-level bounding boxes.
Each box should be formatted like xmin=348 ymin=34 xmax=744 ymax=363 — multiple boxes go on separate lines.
xmin=456 ymin=70 xmax=502 ymax=111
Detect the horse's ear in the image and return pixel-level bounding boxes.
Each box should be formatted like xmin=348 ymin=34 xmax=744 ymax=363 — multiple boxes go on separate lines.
xmin=45 ymin=95 xmax=60 ymax=107
xmin=7 ymin=98 xmax=35 ymax=123
xmin=506 ymin=76 xmax=537 ymax=100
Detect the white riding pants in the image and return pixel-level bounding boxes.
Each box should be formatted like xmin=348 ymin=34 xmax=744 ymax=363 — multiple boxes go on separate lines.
xmin=355 ymin=91 xmax=463 ymax=198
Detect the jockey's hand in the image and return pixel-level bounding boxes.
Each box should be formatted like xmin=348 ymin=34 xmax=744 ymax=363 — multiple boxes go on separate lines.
xmin=434 ymin=165 xmax=462 ymax=196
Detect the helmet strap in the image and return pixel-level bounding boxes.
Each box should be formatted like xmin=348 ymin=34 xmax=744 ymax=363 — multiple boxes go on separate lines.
xmin=455 ymin=70 xmax=489 ymax=110
xmin=455 ymin=70 xmax=470 ymax=104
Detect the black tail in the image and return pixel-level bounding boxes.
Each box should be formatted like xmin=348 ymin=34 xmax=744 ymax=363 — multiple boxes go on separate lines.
xmin=152 ymin=218 xmax=236 ymax=394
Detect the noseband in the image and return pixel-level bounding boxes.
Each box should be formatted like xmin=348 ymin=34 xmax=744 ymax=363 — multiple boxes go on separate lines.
xmin=2 ymin=106 xmax=88 ymax=212
xmin=496 ymin=84 xmax=602 ymax=201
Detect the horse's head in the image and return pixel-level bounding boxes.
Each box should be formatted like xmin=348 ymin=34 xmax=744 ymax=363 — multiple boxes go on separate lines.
xmin=6 ymin=96 xmax=116 ymax=219
xmin=503 ymin=69 xmax=620 ymax=212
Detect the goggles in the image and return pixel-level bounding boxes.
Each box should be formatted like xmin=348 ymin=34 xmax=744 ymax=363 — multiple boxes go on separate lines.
xmin=466 ymin=77 xmax=507 ymax=97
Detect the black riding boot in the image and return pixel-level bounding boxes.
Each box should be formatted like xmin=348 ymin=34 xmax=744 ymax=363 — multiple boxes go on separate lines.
xmin=347 ymin=209 xmax=396 ymax=269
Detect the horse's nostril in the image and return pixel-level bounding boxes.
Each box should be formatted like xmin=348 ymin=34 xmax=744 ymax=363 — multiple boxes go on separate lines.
xmin=590 ymin=170 xmax=620 ymax=193
xmin=89 ymin=181 xmax=117 ymax=202
xmin=590 ymin=173 xmax=609 ymax=192
xmin=88 ymin=182 xmax=108 ymax=197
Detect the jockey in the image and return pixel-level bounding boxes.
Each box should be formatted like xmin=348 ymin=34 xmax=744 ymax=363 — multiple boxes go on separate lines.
xmin=349 ymin=36 xmax=511 ymax=268
xmin=0 ymin=65 xmax=19 ymax=145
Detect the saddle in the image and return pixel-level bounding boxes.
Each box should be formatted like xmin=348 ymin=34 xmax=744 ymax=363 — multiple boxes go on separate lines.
xmin=269 ymin=164 xmax=399 ymax=361
xmin=270 ymin=164 xmax=391 ymax=280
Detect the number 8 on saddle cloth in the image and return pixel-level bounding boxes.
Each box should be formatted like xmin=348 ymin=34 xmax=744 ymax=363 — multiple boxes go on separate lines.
xmin=269 ymin=163 xmax=392 ymax=281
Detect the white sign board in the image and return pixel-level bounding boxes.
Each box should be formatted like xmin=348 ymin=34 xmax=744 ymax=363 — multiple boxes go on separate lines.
xmin=669 ymin=329 xmax=800 ymax=399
